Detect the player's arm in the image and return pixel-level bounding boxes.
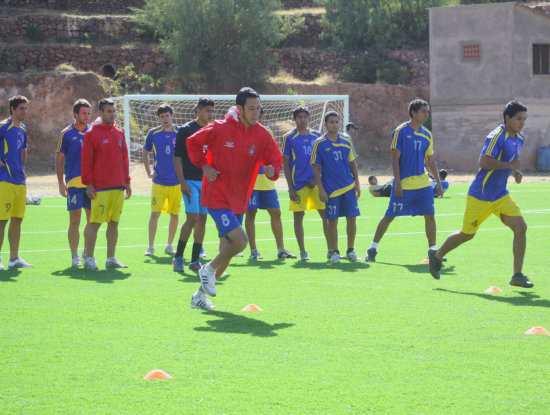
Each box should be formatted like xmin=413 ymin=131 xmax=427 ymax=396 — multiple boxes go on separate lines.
xmin=21 ymin=147 xmax=27 ymax=179
xmin=142 ymin=149 xmax=153 ymax=178
xmin=0 ymin=131 xmax=6 ymax=169
xmin=479 ymin=155 xmax=520 ymax=171
xmin=262 ymin=134 xmax=282 ymax=181
xmin=350 ymin=159 xmax=360 ymax=199
xmin=313 ymin=164 xmax=327 ymax=203
xmin=121 ymin=133 xmax=131 ymax=198
xmin=391 ymin=148 xmax=402 ymax=197
xmin=282 ymin=155 xmax=298 ymax=201
xmin=55 ymin=152 xmax=67 ymax=197
xmin=425 ymin=155 xmax=443 ymax=198
xmin=81 ymin=131 xmax=96 ymax=199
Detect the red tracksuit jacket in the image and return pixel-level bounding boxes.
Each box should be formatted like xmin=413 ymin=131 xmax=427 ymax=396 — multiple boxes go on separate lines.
xmin=81 ymin=120 xmax=130 ymax=190
xmin=186 ymin=110 xmax=282 ymax=214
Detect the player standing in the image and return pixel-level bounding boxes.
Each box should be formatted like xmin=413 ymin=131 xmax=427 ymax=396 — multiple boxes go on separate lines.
xmin=81 ymin=98 xmax=131 ymax=270
xmin=429 ymin=101 xmax=533 ymax=288
xmin=311 ymin=111 xmax=361 ymax=263
xmin=282 ymin=105 xmax=327 ymax=261
xmin=172 ymin=98 xmax=215 ymax=272
xmin=365 ymin=99 xmax=443 ymax=262
xmin=55 ymin=99 xmax=92 ymax=267
xmin=186 ymin=87 xmax=282 ymax=309
xmin=0 ymin=95 xmax=33 ymax=269
xmin=143 ymin=103 xmax=181 ymax=257
xmin=245 ymin=107 xmax=295 ymax=260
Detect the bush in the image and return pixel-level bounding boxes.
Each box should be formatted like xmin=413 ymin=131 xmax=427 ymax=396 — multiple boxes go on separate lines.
xmin=111 ymin=64 xmax=161 ymax=95
xmin=342 ymin=53 xmax=407 ymax=85
xmin=26 ymin=24 xmax=43 ymax=42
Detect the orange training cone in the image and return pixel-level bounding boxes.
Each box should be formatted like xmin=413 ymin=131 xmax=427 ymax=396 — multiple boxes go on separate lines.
xmin=241 ymin=304 xmax=263 ymax=312
xmin=485 ymin=286 xmax=503 ymax=293
xmin=143 ymin=369 xmax=173 ymax=379
xmin=525 ymin=326 xmax=550 ymax=335
xmin=420 ymin=258 xmax=430 ymax=264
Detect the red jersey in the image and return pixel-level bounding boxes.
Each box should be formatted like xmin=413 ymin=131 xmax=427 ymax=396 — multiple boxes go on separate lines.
xmin=81 ymin=120 xmax=130 ymax=190
xmin=186 ymin=108 xmax=282 ymax=214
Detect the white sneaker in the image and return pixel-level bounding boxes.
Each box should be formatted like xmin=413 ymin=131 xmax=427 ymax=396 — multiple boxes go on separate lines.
xmin=144 ymin=246 xmax=155 ymax=256
xmin=72 ymin=253 xmax=81 ymax=268
xmin=346 ymin=250 xmax=358 ymax=261
xmin=330 ymin=251 xmax=341 ymax=263
xmin=84 ymin=257 xmax=99 ymax=270
xmin=249 ymin=249 xmax=263 ymax=259
xmin=105 ymin=257 xmax=128 ymax=269
xmin=164 ymin=245 xmax=176 ymax=255
xmin=277 ymin=248 xmax=297 ymax=259
xmin=234 ymin=252 xmax=244 ymax=258
xmin=190 ymin=290 xmax=217 ymax=310
xmin=0 ymin=256 xmax=4 ymax=271
xmin=80 ymin=248 xmax=88 ymax=262
xmin=7 ymin=256 xmax=34 ymax=268
xmin=199 ymin=265 xmax=216 ymax=296
xmin=199 ymin=247 xmax=207 ymax=259
xmin=327 ymin=250 xmax=333 ymax=260
xmin=300 ymin=250 xmax=310 ymax=261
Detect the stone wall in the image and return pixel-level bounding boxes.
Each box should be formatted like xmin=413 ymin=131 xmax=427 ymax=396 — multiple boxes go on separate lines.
xmin=281 ymin=0 xmax=316 ymax=8
xmin=1 ymin=0 xmax=144 ymax=13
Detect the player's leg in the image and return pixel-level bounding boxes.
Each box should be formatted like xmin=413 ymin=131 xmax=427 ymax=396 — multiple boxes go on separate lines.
xmin=85 ymin=222 xmax=101 ymax=263
xmin=290 ymin=186 xmax=310 ymax=259
xmin=164 ymin=184 xmax=181 ymax=255
xmin=346 ymin=216 xmax=357 ymax=260
xmin=6 ymin=185 xmax=32 ymax=268
xmin=189 ymin=212 xmax=208 ymax=271
xmin=68 ymin=209 xmax=82 ymax=265
xmin=293 ymin=211 xmax=306 ymax=252
xmin=424 ymin=214 xmax=437 ymax=247
xmin=80 ymin=194 xmax=92 ymax=261
xmin=174 ymin=180 xmax=201 ymax=271
xmin=167 ymin=214 xmax=178 ymax=250
xmin=366 ymin=215 xmax=394 ymax=262
xmin=146 ymin=211 xmax=161 ymax=254
xmin=104 ymin=190 xmax=126 ymax=268
xmin=325 ymin=195 xmax=341 ymax=262
xmin=0 ymin=182 xmax=14 ymax=269
xmin=245 ymin=208 xmax=259 ymax=254
xmin=0 ymin=220 xmax=6 ymax=270
xmin=341 ymin=188 xmax=360 ymax=260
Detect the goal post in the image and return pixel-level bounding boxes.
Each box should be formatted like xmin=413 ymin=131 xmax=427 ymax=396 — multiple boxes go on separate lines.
xmin=110 ymin=94 xmax=349 ymax=167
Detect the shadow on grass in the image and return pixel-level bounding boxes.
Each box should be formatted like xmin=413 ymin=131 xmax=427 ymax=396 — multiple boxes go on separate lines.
xmin=51 ymin=268 xmax=130 ymax=284
xmin=194 ymin=310 xmax=294 ymax=337
xmin=0 ymin=268 xmax=21 ymax=282
xmin=144 ymin=255 xmax=173 ymax=265
xmin=434 ymin=288 xmax=550 ymax=308
xmin=377 ymin=261 xmax=456 ymax=276
xmin=290 ymin=260 xmax=368 ymax=272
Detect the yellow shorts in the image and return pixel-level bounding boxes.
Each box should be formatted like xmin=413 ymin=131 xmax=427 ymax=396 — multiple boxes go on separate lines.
xmin=461 ymin=194 xmax=522 ymax=234
xmin=90 ymin=189 xmax=124 ymax=223
xmin=151 ymin=183 xmax=182 ymax=215
xmin=289 ymin=185 xmax=325 ymax=212
xmin=0 ymin=182 xmax=26 ymax=220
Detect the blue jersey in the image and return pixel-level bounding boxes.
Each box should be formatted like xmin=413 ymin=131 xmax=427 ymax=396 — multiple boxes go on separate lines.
xmin=311 ymin=133 xmax=356 ymax=198
xmin=431 ymin=179 xmax=449 ymax=196
xmin=282 ymin=128 xmax=322 ymax=191
xmin=143 ymin=125 xmax=180 ymax=186
xmin=468 ymin=125 xmax=524 ymax=202
xmin=0 ymin=117 xmax=28 ymax=185
xmin=56 ymin=123 xmax=90 ymax=188
xmin=391 ymin=122 xmax=433 ymax=190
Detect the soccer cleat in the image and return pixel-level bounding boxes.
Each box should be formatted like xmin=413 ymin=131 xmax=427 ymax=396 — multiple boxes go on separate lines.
xmin=105 ymin=257 xmax=128 ymax=269
xmin=144 ymin=246 xmax=155 ymax=256
xmin=199 ymin=246 xmax=207 ymax=259
xmin=327 ymin=250 xmax=333 ymax=260
xmin=71 ymin=254 xmax=81 ymax=268
xmin=0 ymin=257 xmax=4 ymax=271
xmin=164 ymin=245 xmax=176 ymax=255
xmin=7 ymin=257 xmax=34 ymax=269
xmin=80 ymin=248 xmax=87 ymax=262
xmin=234 ymin=252 xmax=244 ymax=258
xmin=347 ymin=250 xmax=358 ymax=261
xmin=300 ymin=250 xmax=310 ymax=261
xmin=173 ymin=256 xmax=184 ymax=272
xmin=428 ymin=249 xmax=442 ymax=280
xmin=190 ymin=291 xmax=217 ymax=310
xmin=277 ymin=248 xmax=297 ymax=259
xmin=509 ymin=273 xmax=534 ymax=288
xmin=249 ymin=249 xmax=263 ymax=259
xmin=189 ymin=260 xmax=202 ymax=272
xmin=330 ymin=251 xmax=341 ymax=263
xmin=84 ymin=257 xmax=99 ymax=270
xmin=365 ymin=248 xmax=377 ymax=263
xmin=199 ymin=265 xmax=216 ymax=296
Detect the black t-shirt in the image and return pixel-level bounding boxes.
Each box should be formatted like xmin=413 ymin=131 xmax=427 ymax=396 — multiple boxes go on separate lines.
xmin=174 ymin=120 xmax=204 ymax=182
xmin=375 ymin=181 xmax=393 ymax=197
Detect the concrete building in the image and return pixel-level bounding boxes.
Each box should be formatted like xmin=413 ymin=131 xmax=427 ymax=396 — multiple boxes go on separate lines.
xmin=429 ymin=2 xmax=550 ymax=171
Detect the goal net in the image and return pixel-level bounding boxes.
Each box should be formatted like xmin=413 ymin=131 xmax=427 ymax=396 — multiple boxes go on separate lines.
xmin=110 ymin=94 xmax=349 ymax=168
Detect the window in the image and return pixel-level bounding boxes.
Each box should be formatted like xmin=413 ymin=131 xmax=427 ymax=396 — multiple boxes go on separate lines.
xmin=462 ymin=43 xmax=480 ymax=60
xmin=533 ymin=44 xmax=550 ymax=75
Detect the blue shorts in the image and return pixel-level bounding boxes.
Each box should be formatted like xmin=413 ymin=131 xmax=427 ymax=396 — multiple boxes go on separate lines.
xmin=247 ymin=189 xmax=280 ymax=210
xmin=209 ymin=209 xmax=244 ymax=238
xmin=67 ymin=188 xmax=91 ymax=211
xmin=385 ymin=186 xmax=434 ymax=217
xmin=325 ymin=188 xmax=360 ymax=219
xmin=183 ymin=180 xmax=208 ymax=215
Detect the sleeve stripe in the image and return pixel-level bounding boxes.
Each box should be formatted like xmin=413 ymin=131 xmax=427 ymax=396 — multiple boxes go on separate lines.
xmin=485 ymin=128 xmax=504 ymax=155
xmin=56 ymin=130 xmax=67 ymax=153
xmin=391 ymin=124 xmax=406 ymax=149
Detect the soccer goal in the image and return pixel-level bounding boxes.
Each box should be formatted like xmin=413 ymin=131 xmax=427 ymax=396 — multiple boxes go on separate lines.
xmin=110 ymin=94 xmax=349 ymax=167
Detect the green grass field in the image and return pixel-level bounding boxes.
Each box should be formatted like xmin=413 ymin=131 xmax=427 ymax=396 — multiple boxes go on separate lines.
xmin=1 ymin=183 xmax=549 ymax=414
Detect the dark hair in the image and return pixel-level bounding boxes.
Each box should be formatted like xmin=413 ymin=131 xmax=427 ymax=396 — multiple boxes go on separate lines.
xmin=197 ymin=97 xmax=215 ymax=109
xmin=503 ymin=100 xmax=527 ymax=123
xmin=368 ymin=175 xmax=377 ymax=184
xmin=324 ymin=111 xmax=340 ymax=123
xmin=293 ymin=105 xmax=310 ymax=119
xmin=439 ymin=169 xmax=448 ymax=180
xmin=259 ymin=107 xmax=264 ymax=117
xmin=156 ymin=103 xmax=173 ymax=116
xmin=236 ymin=87 xmax=259 ymax=108
xmin=73 ymin=99 xmax=91 ymax=115
xmin=408 ymin=99 xmax=429 ymax=118
xmin=98 ymin=98 xmax=115 ymax=112
xmin=9 ymin=95 xmax=29 ymax=115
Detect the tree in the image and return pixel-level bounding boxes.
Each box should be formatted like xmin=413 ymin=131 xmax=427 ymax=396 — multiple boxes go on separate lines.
xmin=133 ymin=0 xmax=283 ymax=91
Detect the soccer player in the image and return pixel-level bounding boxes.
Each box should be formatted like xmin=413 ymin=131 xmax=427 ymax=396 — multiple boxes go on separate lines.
xmin=311 ymin=111 xmax=361 ymax=263
xmin=430 ymin=169 xmax=449 ymax=197
xmin=172 ymin=98 xmax=215 ymax=272
xmin=81 ymin=98 xmax=131 ymax=270
xmin=368 ymin=176 xmax=393 ymax=197
xmin=365 ymin=99 xmax=443 ymax=263
xmin=55 ymin=99 xmax=92 ymax=267
xmin=0 ymin=95 xmax=33 ymax=269
xmin=186 ymin=87 xmax=282 ymax=309
xmin=282 ymin=105 xmax=327 ymax=261
xmin=245 ymin=107 xmax=295 ymax=260
xmin=143 ymin=103 xmax=181 ymax=257
xmin=429 ymin=101 xmax=533 ymax=288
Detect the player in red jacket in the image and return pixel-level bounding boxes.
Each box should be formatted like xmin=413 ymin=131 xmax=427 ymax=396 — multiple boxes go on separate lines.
xmin=81 ymin=98 xmax=131 ymax=270
xmin=186 ymin=87 xmax=282 ymax=309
